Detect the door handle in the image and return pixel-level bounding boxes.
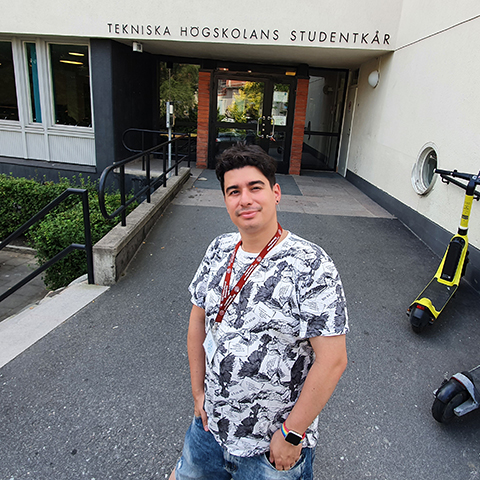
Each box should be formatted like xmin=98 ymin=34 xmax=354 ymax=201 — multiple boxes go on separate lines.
xmin=269 ymin=117 xmax=275 ymax=139
xmin=265 ymin=117 xmax=275 ymax=140
xmin=257 ymin=116 xmax=267 ymax=138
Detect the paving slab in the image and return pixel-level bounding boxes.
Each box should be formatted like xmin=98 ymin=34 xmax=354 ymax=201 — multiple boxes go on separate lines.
xmin=0 ymin=248 xmax=48 ymax=322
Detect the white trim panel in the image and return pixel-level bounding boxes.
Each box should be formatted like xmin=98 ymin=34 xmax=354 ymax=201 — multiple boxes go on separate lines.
xmin=48 ymin=134 xmax=96 ymax=166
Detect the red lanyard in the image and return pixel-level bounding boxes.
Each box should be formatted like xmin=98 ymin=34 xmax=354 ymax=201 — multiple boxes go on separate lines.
xmin=215 ymin=223 xmax=283 ymax=323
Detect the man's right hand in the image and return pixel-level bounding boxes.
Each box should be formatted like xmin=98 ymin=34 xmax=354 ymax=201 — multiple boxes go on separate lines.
xmin=194 ymin=392 xmax=209 ymax=431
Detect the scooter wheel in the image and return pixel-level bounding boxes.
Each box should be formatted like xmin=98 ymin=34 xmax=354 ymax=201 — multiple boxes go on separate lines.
xmin=411 ymin=323 xmax=424 ymax=334
xmin=410 ymin=306 xmax=432 ymax=334
xmin=432 ymin=378 xmax=470 ymax=423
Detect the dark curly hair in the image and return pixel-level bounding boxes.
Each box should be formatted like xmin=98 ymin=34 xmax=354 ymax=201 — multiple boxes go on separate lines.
xmin=215 ymin=143 xmax=277 ymax=194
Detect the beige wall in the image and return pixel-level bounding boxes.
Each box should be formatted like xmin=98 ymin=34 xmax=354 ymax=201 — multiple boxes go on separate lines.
xmin=1 ymin=0 xmax=400 ymax=52
xmin=396 ymin=0 xmax=480 ymax=47
xmin=348 ymin=13 xmax=480 ymax=247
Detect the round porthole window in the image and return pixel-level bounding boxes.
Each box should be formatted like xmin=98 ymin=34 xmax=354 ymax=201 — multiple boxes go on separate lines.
xmin=412 ymin=145 xmax=438 ymax=195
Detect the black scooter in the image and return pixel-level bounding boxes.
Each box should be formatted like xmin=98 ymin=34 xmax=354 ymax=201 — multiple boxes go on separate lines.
xmin=432 ymin=365 xmax=480 ymax=422
xmin=407 ymin=169 xmax=480 ymax=333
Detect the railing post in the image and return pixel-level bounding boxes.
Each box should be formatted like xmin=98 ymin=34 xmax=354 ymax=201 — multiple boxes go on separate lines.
xmin=175 ymin=139 xmax=179 ymax=176
xmin=146 ymin=152 xmax=151 ymax=203
xmin=141 ymin=131 xmax=146 ymax=170
xmin=81 ymin=190 xmax=94 ymax=284
xmin=120 ymin=164 xmax=126 ymax=226
xmin=162 ymin=144 xmax=167 ymax=187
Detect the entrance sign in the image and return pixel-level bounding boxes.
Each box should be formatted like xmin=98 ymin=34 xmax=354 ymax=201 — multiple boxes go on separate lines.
xmin=105 ymin=24 xmax=392 ymax=47
xmin=2 ymin=0 xmax=399 ymax=51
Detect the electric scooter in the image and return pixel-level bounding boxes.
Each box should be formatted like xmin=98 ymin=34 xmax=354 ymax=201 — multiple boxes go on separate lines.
xmin=432 ymin=365 xmax=480 ymax=423
xmin=407 ymin=169 xmax=480 ymax=333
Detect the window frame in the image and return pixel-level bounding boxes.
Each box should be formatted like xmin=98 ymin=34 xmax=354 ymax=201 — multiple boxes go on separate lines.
xmin=0 ymin=38 xmax=22 ymax=128
xmin=0 ymin=35 xmax=95 ymax=166
xmin=24 ymin=41 xmax=43 ymax=124
xmin=46 ymin=40 xmax=93 ymax=131
xmin=0 ymin=36 xmax=94 ymax=133
xmin=412 ymin=143 xmax=438 ymax=196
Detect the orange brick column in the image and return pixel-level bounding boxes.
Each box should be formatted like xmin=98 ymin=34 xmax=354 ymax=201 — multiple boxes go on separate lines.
xmin=196 ymin=70 xmax=212 ymax=169
xmin=289 ymin=78 xmax=309 ymax=175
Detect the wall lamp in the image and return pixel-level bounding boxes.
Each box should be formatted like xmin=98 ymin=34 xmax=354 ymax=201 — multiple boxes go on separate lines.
xmin=368 ymin=70 xmax=380 ymax=88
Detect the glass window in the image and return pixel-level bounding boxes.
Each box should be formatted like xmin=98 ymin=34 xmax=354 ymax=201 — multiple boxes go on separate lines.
xmin=26 ymin=43 xmax=42 ymax=123
xmin=0 ymin=41 xmax=19 ymax=121
xmin=272 ymin=84 xmax=289 ymax=126
xmin=412 ymin=145 xmax=438 ymax=195
xmin=49 ymin=44 xmax=91 ymax=127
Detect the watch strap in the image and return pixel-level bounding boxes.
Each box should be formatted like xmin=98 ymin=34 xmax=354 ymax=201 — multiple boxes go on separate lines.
xmin=281 ymin=422 xmax=305 ymax=445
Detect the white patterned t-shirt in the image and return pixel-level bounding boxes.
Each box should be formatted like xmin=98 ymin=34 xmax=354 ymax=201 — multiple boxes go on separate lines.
xmin=189 ymin=231 xmax=349 ymax=457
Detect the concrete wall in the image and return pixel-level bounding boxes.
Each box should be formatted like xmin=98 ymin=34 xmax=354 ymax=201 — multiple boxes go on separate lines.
xmin=347 ymin=13 xmax=480 ymax=252
xmin=396 ymin=0 xmax=480 ymax=47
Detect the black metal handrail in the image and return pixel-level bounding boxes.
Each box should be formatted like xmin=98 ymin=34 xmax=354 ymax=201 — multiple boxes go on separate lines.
xmin=123 ymin=128 xmax=189 ymax=154
xmin=0 ymin=188 xmax=94 ymax=303
xmin=122 ymin=128 xmax=192 ymax=171
xmin=99 ymin=133 xmax=193 ymax=226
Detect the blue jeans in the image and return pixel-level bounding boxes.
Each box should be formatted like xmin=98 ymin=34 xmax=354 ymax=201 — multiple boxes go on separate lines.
xmin=175 ymin=416 xmax=315 ymax=480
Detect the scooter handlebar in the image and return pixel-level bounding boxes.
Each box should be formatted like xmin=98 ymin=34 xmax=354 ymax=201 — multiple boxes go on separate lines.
xmin=434 ymin=169 xmax=477 ymax=182
xmin=435 ymin=169 xmax=480 ymax=199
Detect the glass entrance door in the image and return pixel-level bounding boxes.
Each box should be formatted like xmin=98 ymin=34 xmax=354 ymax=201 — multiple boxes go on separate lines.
xmin=301 ymin=69 xmax=348 ymax=171
xmin=211 ymin=74 xmax=294 ymax=173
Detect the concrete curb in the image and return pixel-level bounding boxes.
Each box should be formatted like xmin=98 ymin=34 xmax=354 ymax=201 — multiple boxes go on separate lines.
xmin=2 ymin=244 xmax=36 ymax=255
xmin=93 ymin=167 xmax=191 ymax=285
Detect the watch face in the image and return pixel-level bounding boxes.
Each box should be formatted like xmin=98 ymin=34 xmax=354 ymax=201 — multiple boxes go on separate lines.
xmin=285 ymin=431 xmax=302 ymax=446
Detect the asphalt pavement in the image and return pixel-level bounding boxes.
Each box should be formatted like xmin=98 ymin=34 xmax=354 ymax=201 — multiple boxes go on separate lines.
xmin=0 ymin=169 xmax=479 ymax=480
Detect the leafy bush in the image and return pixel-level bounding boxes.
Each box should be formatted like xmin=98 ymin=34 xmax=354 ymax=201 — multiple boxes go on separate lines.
xmin=30 ymin=191 xmax=135 ymax=290
xmin=0 ymin=174 xmax=137 ymax=290
xmin=0 ymin=174 xmax=72 ymax=239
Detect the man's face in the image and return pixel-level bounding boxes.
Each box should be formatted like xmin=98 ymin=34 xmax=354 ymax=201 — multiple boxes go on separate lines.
xmin=223 ymin=166 xmax=281 ymax=236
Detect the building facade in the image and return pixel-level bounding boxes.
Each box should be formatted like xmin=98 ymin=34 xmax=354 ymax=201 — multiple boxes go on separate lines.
xmin=1 ymin=0 xmax=479 ymax=290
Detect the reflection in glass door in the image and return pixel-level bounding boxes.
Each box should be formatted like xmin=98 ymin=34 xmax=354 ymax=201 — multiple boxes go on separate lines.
xmin=215 ymin=79 xmax=264 ymax=152
xmin=212 ymin=74 xmax=294 ymax=173
xmin=264 ymin=83 xmax=290 ymax=166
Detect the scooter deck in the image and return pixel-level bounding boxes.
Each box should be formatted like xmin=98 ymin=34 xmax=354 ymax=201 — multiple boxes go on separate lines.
xmin=416 ymin=277 xmax=458 ymax=314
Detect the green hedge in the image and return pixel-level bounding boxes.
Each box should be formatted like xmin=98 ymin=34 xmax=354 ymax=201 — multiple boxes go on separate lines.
xmin=0 ymin=174 xmax=136 ymax=290
xmin=0 ymin=174 xmax=73 ymax=239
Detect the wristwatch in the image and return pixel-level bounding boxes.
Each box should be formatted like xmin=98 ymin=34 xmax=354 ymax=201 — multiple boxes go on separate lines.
xmin=281 ymin=422 xmax=305 ymax=446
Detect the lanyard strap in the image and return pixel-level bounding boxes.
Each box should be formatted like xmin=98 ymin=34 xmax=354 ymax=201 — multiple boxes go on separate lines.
xmin=215 ymin=223 xmax=283 ymax=323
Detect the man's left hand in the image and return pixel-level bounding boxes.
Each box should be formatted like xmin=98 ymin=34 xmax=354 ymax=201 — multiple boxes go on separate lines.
xmin=268 ymin=429 xmax=302 ymax=470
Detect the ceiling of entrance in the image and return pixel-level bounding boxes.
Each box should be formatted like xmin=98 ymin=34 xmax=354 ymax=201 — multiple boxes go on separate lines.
xmin=117 ymin=38 xmax=390 ymax=69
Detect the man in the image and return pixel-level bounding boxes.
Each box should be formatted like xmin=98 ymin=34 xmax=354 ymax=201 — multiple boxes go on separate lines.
xmin=170 ymin=143 xmax=348 ymax=479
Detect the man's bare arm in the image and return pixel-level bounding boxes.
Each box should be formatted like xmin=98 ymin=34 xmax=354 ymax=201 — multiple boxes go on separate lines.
xmin=187 ymin=304 xmax=208 ymax=429
xmin=269 ymin=334 xmax=348 ymax=469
